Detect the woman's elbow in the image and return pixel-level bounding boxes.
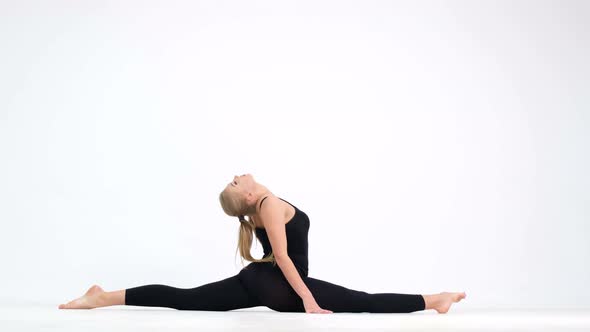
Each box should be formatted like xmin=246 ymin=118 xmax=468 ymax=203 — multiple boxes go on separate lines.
xmin=274 ymin=253 xmax=290 ymax=263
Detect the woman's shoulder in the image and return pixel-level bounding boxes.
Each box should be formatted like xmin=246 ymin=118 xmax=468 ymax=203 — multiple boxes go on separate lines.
xmin=253 ymin=195 xmax=297 ymax=229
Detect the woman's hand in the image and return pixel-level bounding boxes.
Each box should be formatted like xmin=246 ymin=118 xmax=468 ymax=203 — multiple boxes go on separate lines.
xmin=303 ymin=296 xmax=333 ymax=314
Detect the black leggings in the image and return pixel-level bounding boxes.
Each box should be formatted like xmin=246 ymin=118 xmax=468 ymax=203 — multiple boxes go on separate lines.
xmin=125 ymin=262 xmax=425 ymax=313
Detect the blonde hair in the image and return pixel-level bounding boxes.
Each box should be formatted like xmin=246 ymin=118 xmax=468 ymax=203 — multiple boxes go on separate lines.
xmin=219 ymin=189 xmax=276 ymax=267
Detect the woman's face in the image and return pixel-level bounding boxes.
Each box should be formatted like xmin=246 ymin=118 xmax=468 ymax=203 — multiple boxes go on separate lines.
xmin=227 ymin=173 xmax=256 ymax=196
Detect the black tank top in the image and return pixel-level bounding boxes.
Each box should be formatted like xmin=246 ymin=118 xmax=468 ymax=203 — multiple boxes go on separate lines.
xmin=255 ymin=197 xmax=310 ymax=277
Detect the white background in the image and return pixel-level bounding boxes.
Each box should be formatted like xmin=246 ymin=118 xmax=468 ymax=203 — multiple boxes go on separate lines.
xmin=0 ymin=0 xmax=588 ymax=309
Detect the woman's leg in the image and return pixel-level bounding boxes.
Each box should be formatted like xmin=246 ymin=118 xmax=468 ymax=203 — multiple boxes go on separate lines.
xmin=59 ymin=275 xmax=262 ymax=311
xmin=306 ymin=278 xmax=467 ymax=313
xmin=305 ymin=277 xmax=425 ymax=313
xmin=238 ymin=263 xmax=426 ymax=313
xmin=236 ymin=263 xmax=466 ymax=314
xmin=124 ymin=275 xmax=261 ymax=311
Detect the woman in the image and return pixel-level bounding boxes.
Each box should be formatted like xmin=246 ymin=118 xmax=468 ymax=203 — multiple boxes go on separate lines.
xmin=59 ymin=174 xmax=466 ymax=313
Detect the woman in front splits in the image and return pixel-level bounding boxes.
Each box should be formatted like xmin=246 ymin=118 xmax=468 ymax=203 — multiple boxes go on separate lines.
xmin=59 ymin=174 xmax=466 ymax=314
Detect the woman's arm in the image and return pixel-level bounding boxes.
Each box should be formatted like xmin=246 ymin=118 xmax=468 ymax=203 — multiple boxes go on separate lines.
xmin=260 ymin=197 xmax=314 ymax=300
xmin=274 ymin=254 xmax=313 ymax=300
xmin=275 ymin=257 xmax=332 ymax=311
xmin=259 ymin=197 xmax=331 ymax=313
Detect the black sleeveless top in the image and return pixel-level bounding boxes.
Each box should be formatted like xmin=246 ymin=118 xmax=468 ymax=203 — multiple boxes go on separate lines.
xmin=254 ymin=197 xmax=310 ymax=277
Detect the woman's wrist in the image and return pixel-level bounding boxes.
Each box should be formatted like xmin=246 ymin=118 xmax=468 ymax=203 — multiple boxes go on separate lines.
xmin=302 ymin=294 xmax=315 ymax=302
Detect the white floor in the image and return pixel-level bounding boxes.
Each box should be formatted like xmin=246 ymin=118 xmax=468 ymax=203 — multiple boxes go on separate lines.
xmin=2 ymin=304 xmax=589 ymax=331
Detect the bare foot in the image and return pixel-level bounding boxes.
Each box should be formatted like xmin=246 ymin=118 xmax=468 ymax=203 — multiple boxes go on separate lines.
xmin=432 ymin=292 xmax=466 ymax=314
xmin=58 ymin=285 xmax=105 ymax=309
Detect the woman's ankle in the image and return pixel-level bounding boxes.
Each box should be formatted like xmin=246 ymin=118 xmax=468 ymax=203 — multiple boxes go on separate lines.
xmin=97 ymin=290 xmax=125 ymax=307
xmin=422 ymin=293 xmax=439 ymax=310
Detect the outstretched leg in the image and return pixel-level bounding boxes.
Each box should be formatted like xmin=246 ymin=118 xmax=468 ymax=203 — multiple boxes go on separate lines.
xmin=307 ymin=277 xmax=467 ymax=313
xmin=237 ymin=263 xmax=465 ymax=314
xmin=59 ymin=275 xmax=262 ymax=311
xmin=125 ymin=275 xmax=261 ymax=310
xmin=305 ymin=277 xmax=426 ymax=313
